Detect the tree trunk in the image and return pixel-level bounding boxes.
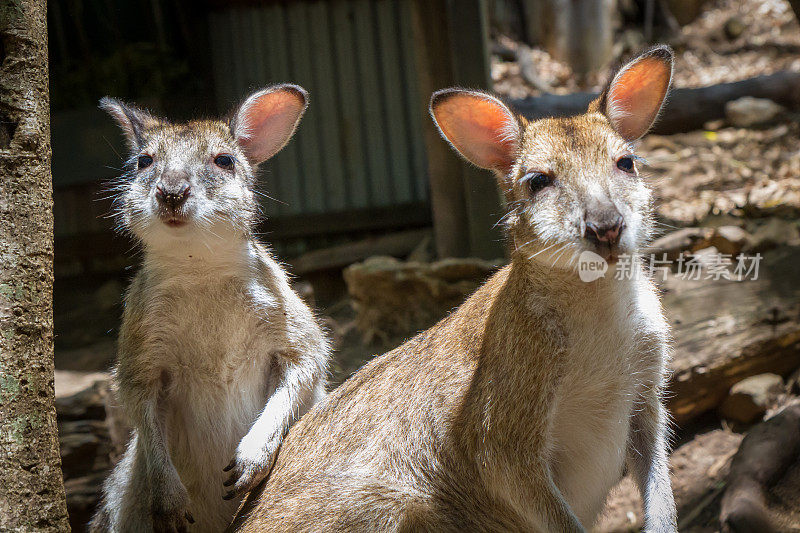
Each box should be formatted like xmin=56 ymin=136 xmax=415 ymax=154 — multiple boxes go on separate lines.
xmin=0 ymin=0 xmax=70 ymax=530
xmin=522 ymin=0 xmax=616 ymax=81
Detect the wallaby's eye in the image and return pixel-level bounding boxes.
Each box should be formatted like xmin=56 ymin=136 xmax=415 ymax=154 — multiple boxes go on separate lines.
xmin=214 ymin=154 xmax=235 ymax=170
xmin=524 ymin=171 xmax=553 ymax=194
xmin=616 ymin=156 xmax=635 ymax=173
xmin=137 ymin=155 xmax=153 ymax=169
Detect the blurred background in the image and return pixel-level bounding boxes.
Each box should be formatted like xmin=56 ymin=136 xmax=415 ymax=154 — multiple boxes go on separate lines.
xmin=50 ymin=0 xmax=800 ymax=530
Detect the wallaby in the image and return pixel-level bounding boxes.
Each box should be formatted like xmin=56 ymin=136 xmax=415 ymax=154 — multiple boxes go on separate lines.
xmin=90 ymin=85 xmax=331 ymax=532
xmin=229 ymin=47 xmax=677 ymax=533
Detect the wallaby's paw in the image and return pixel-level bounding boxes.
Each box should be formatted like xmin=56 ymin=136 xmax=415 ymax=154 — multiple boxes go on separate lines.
xmin=152 ymin=488 xmax=194 ymax=533
xmin=223 ymin=432 xmax=281 ymax=499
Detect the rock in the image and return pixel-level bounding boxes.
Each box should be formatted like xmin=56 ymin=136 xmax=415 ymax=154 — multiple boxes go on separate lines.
xmin=59 ymin=420 xmax=112 ymax=479
xmin=720 ymin=404 xmax=800 ymax=533
xmin=406 ymin=233 xmax=435 ymax=263
xmin=64 ymin=472 xmax=107 ymax=533
xmin=648 ymin=227 xmax=712 ymax=261
xmin=516 ymin=45 xmax=551 ymax=93
xmin=664 ymin=0 xmax=710 ymax=25
xmin=596 ymin=429 xmax=743 ymax=532
xmin=720 ymin=373 xmax=784 ymax=425
xmin=344 ymin=256 xmax=501 ymax=342
xmin=787 ymin=366 xmax=800 ymax=395
xmin=725 ymin=97 xmax=786 ymax=128
xmin=55 ymin=376 xmax=110 ymax=421
xmin=748 ymin=218 xmax=800 ymax=253
xmin=55 ymin=369 xmax=110 ymax=397
xmin=56 ymin=375 xmax=116 ymax=532
xmin=691 ymin=246 xmax=721 ymax=267
xmin=58 ymin=417 xmax=113 ymax=532
xmin=723 ymin=16 xmax=746 ymax=40
xmin=709 ymin=226 xmax=753 ymax=256
xmin=490 ymin=41 xmax=516 ymax=62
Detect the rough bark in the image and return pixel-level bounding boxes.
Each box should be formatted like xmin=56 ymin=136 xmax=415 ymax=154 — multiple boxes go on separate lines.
xmin=664 ymin=246 xmax=800 ymax=426
xmin=0 ymin=0 xmax=71 ymax=530
xmin=510 ymin=71 xmax=800 ymax=135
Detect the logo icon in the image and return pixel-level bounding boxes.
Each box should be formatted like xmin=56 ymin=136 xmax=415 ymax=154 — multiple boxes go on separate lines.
xmin=578 ymin=251 xmax=608 ymax=282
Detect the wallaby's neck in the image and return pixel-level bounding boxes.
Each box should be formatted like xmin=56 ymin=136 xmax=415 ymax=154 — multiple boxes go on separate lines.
xmin=141 ymin=229 xmax=256 ymax=278
xmin=507 ymin=250 xmax=628 ymax=302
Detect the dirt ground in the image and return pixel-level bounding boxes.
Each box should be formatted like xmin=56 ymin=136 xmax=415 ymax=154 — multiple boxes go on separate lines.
xmin=493 ymin=0 xmax=800 ymax=98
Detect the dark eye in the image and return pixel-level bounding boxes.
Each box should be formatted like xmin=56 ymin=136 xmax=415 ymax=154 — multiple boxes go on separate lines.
xmin=137 ymin=155 xmax=153 ymax=169
xmin=524 ymin=171 xmax=553 ymax=194
xmin=214 ymin=154 xmax=235 ymax=170
xmin=616 ymin=156 xmax=635 ymax=173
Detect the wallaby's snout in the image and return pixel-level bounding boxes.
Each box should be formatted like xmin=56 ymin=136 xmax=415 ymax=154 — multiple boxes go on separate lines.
xmin=584 ymin=213 xmax=624 ymax=246
xmin=583 ymin=195 xmax=625 ymax=252
xmin=155 ymin=170 xmax=191 ymax=212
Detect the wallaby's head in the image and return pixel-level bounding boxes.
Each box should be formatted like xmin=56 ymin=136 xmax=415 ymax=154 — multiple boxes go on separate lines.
xmin=101 ymin=84 xmax=307 ymax=249
xmin=431 ymin=46 xmax=673 ymax=269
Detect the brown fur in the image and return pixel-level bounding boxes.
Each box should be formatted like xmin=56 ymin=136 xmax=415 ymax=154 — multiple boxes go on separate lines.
xmin=230 ymin=48 xmax=677 ymax=533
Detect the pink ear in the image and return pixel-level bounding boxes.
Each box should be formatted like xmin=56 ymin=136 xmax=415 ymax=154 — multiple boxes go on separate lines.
xmin=430 ymin=89 xmax=519 ymax=172
xmin=230 ymin=84 xmax=308 ymax=163
xmin=603 ymin=46 xmax=673 ymax=141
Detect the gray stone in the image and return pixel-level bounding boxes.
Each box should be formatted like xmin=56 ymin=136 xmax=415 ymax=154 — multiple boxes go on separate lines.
xmin=723 ymin=16 xmax=746 ymax=40
xmin=725 ymin=97 xmax=785 ymax=128
xmin=648 ymin=227 xmax=712 ymax=261
xmin=720 ymin=373 xmax=784 ymax=424
xmin=344 ymin=256 xmax=502 ymax=342
xmin=748 ymin=218 xmax=800 ymax=253
xmin=709 ymin=225 xmax=753 ymax=256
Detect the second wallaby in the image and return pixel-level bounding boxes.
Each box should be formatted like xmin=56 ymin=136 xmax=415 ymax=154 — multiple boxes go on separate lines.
xmin=90 ymin=85 xmax=331 ymax=532
xmin=230 ymin=47 xmax=678 ymax=532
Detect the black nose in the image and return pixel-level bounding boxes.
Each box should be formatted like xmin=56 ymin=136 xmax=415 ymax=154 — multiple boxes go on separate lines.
xmin=584 ymin=216 xmax=625 ymax=246
xmin=155 ymin=182 xmax=191 ymax=210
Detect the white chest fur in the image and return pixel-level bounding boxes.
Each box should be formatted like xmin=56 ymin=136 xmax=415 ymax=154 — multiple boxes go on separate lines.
xmin=549 ymin=277 xmax=663 ymax=525
xmin=121 ymin=250 xmax=286 ymax=529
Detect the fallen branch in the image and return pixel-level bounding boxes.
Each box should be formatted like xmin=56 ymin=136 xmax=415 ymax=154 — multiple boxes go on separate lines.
xmin=510 ymin=70 xmax=800 ymax=134
xmin=719 ymin=404 xmax=800 ymax=533
xmin=290 ymin=229 xmax=432 ymax=275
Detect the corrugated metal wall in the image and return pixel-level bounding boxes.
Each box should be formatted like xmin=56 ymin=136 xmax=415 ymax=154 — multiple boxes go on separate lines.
xmin=209 ymin=0 xmax=429 ymax=218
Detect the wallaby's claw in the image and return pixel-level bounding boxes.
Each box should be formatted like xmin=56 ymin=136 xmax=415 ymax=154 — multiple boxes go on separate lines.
xmin=222 ymin=432 xmax=281 ymax=499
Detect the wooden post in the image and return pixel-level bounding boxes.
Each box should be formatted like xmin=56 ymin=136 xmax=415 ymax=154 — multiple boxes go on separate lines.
xmin=410 ymin=0 xmax=471 ymax=258
xmin=412 ymin=0 xmax=506 ymax=260
xmin=445 ymin=0 xmax=506 ymax=259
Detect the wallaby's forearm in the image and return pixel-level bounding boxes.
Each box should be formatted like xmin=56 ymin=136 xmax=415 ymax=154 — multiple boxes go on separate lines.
xmin=224 ymin=357 xmax=322 ymax=497
xmin=627 ymin=389 xmax=677 ymax=533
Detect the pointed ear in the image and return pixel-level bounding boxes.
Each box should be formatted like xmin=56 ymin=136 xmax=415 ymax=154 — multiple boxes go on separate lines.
xmin=429 ymin=89 xmax=520 ymax=173
xmin=99 ymin=97 xmax=160 ymax=149
xmin=596 ymin=45 xmax=673 ymax=141
xmin=229 ymin=84 xmax=308 ymax=164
